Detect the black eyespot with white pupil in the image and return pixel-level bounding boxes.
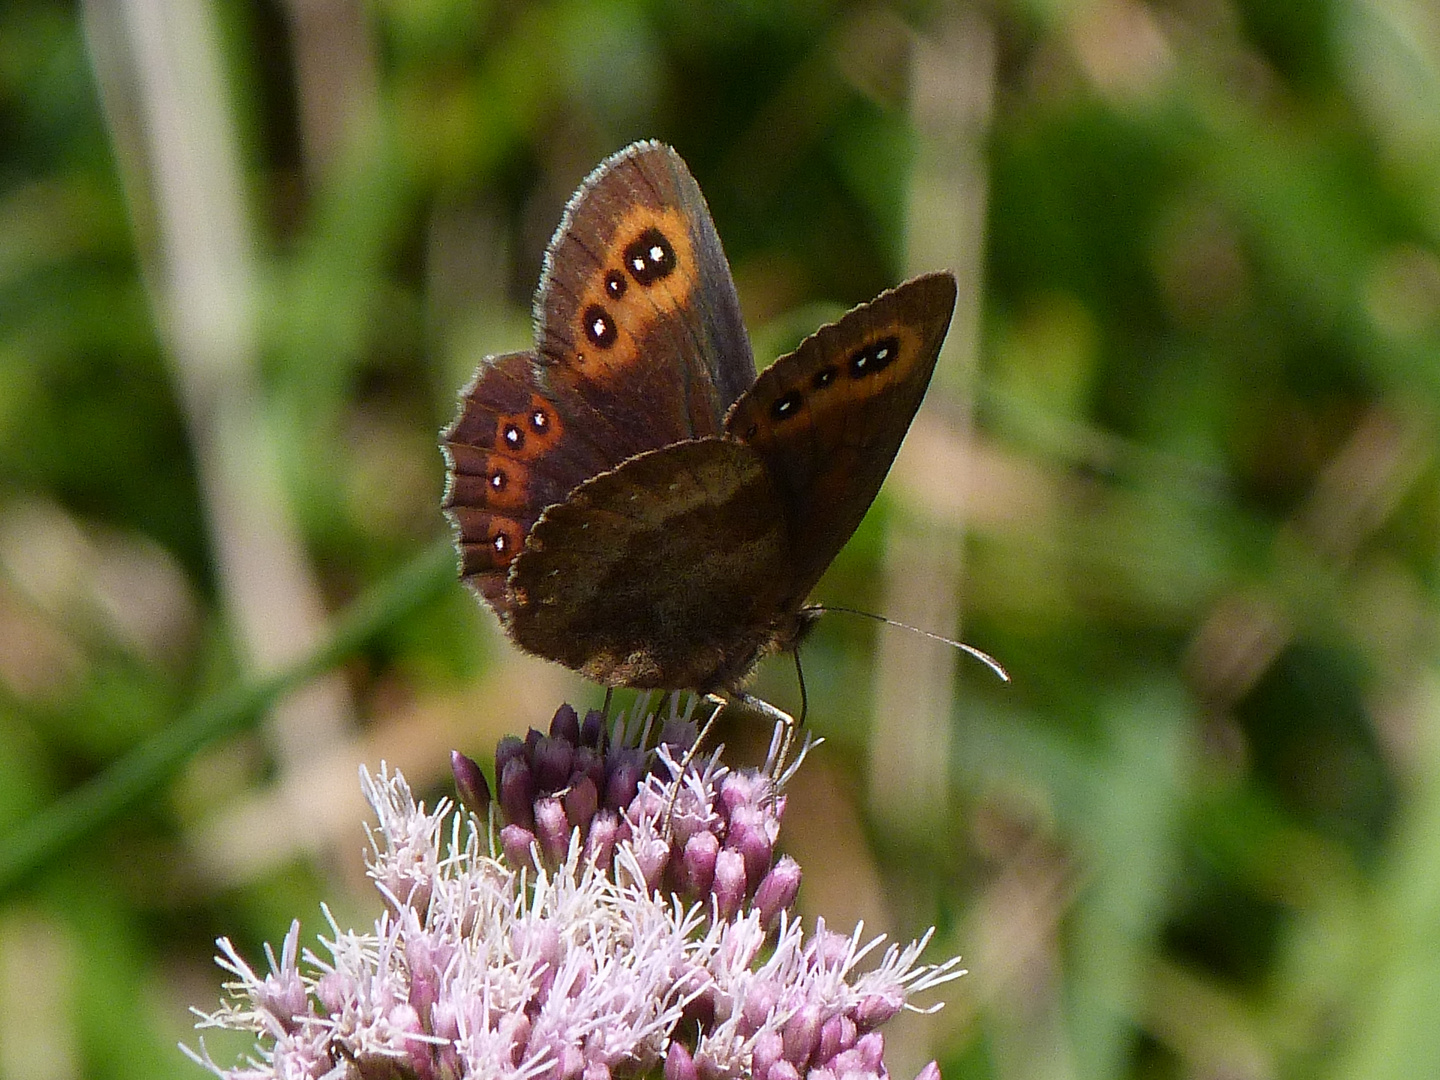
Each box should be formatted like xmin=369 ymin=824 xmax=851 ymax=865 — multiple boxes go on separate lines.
xmin=849 ymin=335 xmax=900 ymax=379
xmin=623 ymin=227 xmax=677 ymax=286
xmin=813 ymin=365 xmax=838 ymax=389
xmin=604 ymin=270 xmax=627 ymax=299
xmin=492 ymin=533 xmax=509 ymax=555
xmin=583 ymin=304 xmax=617 ymax=349
xmin=770 ymin=390 xmax=803 ymax=421
xmin=489 ymin=470 xmax=506 ymax=491
xmin=503 ymin=424 xmax=522 ymax=447
xmin=530 ymin=409 xmax=548 ymax=432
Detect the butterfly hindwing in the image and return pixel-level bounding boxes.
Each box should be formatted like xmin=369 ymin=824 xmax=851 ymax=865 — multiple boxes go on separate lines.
xmin=441 ymin=351 xmax=615 ymax=614
xmin=725 ymin=272 xmax=958 ymax=596
xmin=535 ymin=142 xmax=756 ymax=456
xmin=506 ymin=438 xmax=793 ymax=691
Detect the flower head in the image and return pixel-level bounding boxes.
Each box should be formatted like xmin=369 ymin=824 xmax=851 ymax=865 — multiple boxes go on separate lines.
xmin=188 ymin=699 xmax=965 ymax=1080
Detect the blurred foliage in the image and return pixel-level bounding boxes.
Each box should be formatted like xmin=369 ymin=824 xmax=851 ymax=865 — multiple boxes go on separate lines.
xmin=5 ymin=0 xmax=1440 ymax=1078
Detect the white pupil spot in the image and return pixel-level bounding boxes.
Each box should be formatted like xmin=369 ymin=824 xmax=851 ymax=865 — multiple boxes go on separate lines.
xmin=492 ymin=534 xmax=507 ymax=553
xmin=532 ymin=410 xmax=547 ymax=429
xmin=490 ymin=473 xmax=504 ymax=489
xmin=631 ymin=256 xmax=645 ymax=272
xmin=649 ymin=245 xmax=664 ymax=263
xmin=592 ymin=316 xmax=607 ymax=337
xmin=504 ymin=426 xmax=520 ymax=444
xmin=876 ymin=347 xmax=890 ymax=360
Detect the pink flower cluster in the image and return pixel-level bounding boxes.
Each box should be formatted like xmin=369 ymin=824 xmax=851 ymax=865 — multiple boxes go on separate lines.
xmin=188 ymin=702 xmax=964 ymax=1080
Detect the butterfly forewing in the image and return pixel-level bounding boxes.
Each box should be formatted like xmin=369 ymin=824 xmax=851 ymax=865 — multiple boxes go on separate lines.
xmin=535 ymin=142 xmax=755 ymax=455
xmin=725 ymin=272 xmax=958 ymax=597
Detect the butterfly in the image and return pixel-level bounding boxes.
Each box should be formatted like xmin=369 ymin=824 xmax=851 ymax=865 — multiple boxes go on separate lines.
xmin=442 ymin=141 xmax=957 ymax=712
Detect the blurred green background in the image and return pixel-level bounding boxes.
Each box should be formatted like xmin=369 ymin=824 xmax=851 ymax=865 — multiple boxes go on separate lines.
xmin=5 ymin=0 xmax=1440 ymax=1077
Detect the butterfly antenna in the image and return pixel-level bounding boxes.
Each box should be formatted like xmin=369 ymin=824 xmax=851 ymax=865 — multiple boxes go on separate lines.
xmin=811 ymin=606 xmax=1010 ymax=683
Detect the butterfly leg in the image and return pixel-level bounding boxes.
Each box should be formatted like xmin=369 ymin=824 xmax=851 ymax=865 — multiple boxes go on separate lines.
xmin=661 ymin=694 xmax=727 ymax=838
xmin=718 ymin=689 xmax=801 ymax=778
xmin=793 ymin=648 xmax=809 ymax=728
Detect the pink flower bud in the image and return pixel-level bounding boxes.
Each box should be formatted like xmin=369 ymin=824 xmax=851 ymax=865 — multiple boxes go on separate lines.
xmin=754 ymin=856 xmax=801 ymax=929
xmin=451 ymin=750 xmax=491 ymax=815
xmin=712 ymin=848 xmax=746 ymax=920
xmin=665 ymin=1041 xmax=698 ymax=1080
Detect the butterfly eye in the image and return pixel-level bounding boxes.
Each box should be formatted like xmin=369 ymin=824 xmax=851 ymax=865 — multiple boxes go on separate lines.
xmin=583 ymin=304 xmax=618 ymax=349
xmin=812 ymin=366 xmax=838 ymax=389
xmin=770 ymin=390 xmax=803 ymax=421
xmin=623 ymin=227 xmax=677 ymax=286
xmin=849 ymin=335 xmax=901 ymax=379
xmin=604 ymin=270 xmax=627 ymax=299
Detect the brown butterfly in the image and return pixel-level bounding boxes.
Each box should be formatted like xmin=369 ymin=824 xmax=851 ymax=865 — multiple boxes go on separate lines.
xmin=442 ymin=141 xmax=957 ymax=713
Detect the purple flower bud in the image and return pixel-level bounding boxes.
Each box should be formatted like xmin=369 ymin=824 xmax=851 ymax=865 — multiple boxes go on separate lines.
xmin=535 ymin=796 xmax=571 ymax=863
xmin=392 ymin=1001 xmax=424 ymax=1032
xmin=751 ymin=1030 xmax=783 ymax=1079
xmin=406 ymin=936 xmax=441 ymax=1017
xmin=665 ymin=1041 xmax=698 ymax=1080
xmin=653 ymin=720 xmax=696 ymax=777
xmin=314 ymin=970 xmax=349 ymax=1014
xmin=782 ymin=1004 xmax=822 ymax=1070
xmin=604 ymin=758 xmax=642 ymax=810
xmin=856 ymin=1032 xmax=885 ymax=1071
xmin=501 ymin=823 xmax=536 ymax=868
xmin=550 ymin=704 xmax=580 ymax=745
xmin=525 ymin=727 xmax=544 ymax=753
xmin=766 ymin=1061 xmax=800 ymax=1080
xmin=912 ymin=1062 xmax=942 ymax=1080
xmin=812 ymin=928 xmax=852 ymax=969
xmin=680 ymin=830 xmax=719 ymax=897
xmin=430 ymin=1000 xmax=459 ymax=1041
xmin=855 ymin=990 xmax=904 ymax=1030
xmin=740 ymin=981 xmax=778 ymax=1035
xmin=573 ymin=746 xmax=606 ymax=793
xmin=501 ymin=1012 xmax=531 ymax=1066
xmin=564 ymin=776 xmax=600 ymax=833
xmin=558 ymin=1045 xmax=585 ymax=1079
xmin=495 ymin=734 xmax=527 ymax=778
xmin=718 ymin=771 xmax=769 ymax=817
xmin=451 ymin=750 xmax=491 ymax=815
xmin=726 ymin=819 xmax=772 ymax=891
xmin=634 ymin=838 xmax=669 ymax=893
xmin=680 ymin=976 xmax=717 ymax=1031
xmin=580 ymin=709 xmax=607 ymax=749
xmin=534 ymin=736 xmax=575 ymax=792
xmin=754 ymin=856 xmax=801 ymax=929
xmin=585 ymin=810 xmax=620 ymax=870
xmin=713 ymin=848 xmax=746 ymax=920
xmin=816 ymin=1013 xmax=856 ymax=1065
xmin=499 ymin=757 xmax=536 ymax=828
xmin=432 ymin=1006 xmax=461 ymax=1078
